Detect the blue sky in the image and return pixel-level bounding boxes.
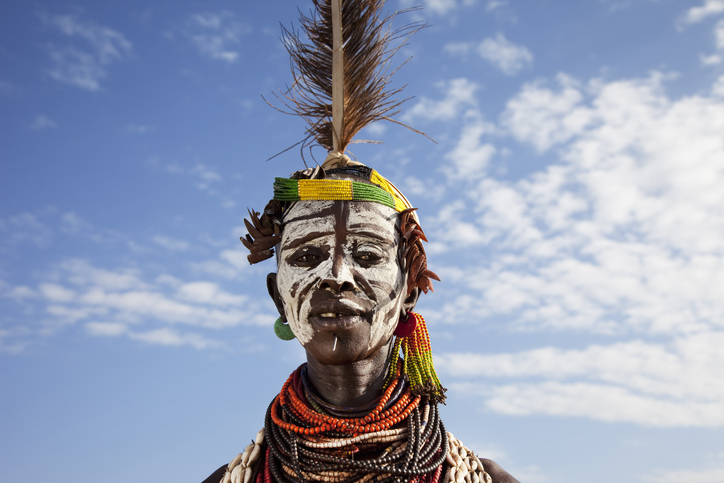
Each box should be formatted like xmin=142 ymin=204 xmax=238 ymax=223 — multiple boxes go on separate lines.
xmin=2 ymin=0 xmax=724 ymax=482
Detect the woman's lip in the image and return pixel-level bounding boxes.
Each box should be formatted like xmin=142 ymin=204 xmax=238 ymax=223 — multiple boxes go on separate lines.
xmin=308 ymin=314 xmax=366 ymax=331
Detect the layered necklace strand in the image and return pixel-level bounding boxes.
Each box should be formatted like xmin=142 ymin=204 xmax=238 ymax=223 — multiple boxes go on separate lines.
xmin=261 ymin=360 xmax=448 ymax=483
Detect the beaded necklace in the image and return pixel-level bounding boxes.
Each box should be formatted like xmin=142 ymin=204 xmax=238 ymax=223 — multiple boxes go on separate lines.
xmin=259 ymin=359 xmax=447 ymax=483
xmin=220 ymin=363 xmax=493 ymax=483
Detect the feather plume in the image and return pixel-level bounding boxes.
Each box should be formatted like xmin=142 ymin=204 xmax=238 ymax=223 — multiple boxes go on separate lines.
xmin=274 ymin=0 xmax=427 ymax=161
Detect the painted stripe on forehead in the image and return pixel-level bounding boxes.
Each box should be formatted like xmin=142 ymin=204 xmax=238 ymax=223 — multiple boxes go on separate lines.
xmin=349 ymin=201 xmax=398 ymax=220
xmin=282 ymin=204 xmax=338 ymax=225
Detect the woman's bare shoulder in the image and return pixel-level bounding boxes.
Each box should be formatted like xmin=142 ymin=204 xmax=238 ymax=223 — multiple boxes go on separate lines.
xmin=480 ymin=458 xmax=521 ymax=483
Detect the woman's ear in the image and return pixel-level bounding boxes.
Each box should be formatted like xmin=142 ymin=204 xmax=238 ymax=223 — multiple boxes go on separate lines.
xmin=267 ymin=272 xmax=286 ymax=319
xmin=403 ymin=286 xmax=420 ymax=313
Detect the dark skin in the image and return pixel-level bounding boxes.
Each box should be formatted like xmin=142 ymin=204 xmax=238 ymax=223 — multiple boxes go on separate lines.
xmin=264 ymin=200 xmax=520 ymax=483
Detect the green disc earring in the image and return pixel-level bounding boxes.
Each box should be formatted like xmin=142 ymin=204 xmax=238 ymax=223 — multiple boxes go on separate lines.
xmin=274 ymin=317 xmax=296 ymax=341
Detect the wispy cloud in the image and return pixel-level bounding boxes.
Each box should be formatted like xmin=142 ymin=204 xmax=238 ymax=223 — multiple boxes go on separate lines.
xmin=187 ymin=12 xmax=251 ymax=63
xmin=716 ymin=18 xmax=724 ymax=47
xmin=40 ymin=12 xmax=132 ymax=91
xmin=0 ymin=212 xmax=53 ymax=249
xmin=714 ymin=74 xmax=724 ymax=96
xmin=125 ymin=123 xmax=154 ymax=133
xmin=87 ymin=324 xmax=224 ymax=350
xmin=404 ymin=78 xmax=479 ymax=122
xmin=29 ymin=115 xmax=57 ymax=130
xmin=417 ymin=71 xmax=724 ymax=427
xmin=400 ymin=0 xmax=460 ymax=16
xmin=486 ymin=1 xmax=508 ymax=12
xmin=3 ymin=257 xmax=272 ymax=350
xmin=438 ymin=333 xmax=724 ymax=427
xmin=646 ymin=469 xmax=724 ymax=483
xmin=152 ymin=235 xmax=189 ymax=252
xmin=155 ymin=160 xmax=235 ymax=207
xmin=679 ymin=0 xmax=724 ymax=27
xmin=445 ymin=34 xmax=533 ymax=75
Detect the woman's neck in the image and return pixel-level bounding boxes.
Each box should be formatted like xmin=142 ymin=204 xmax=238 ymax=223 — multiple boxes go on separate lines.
xmin=305 ymin=338 xmax=394 ymax=407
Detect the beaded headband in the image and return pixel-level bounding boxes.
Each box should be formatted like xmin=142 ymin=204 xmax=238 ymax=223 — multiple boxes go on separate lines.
xmin=273 ymin=167 xmax=411 ymax=214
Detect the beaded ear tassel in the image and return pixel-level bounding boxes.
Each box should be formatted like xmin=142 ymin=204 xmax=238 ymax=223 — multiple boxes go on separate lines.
xmin=386 ymin=312 xmax=446 ymax=404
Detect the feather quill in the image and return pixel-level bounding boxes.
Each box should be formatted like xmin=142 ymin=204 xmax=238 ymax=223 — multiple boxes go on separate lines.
xmin=275 ymin=0 xmax=427 ymax=163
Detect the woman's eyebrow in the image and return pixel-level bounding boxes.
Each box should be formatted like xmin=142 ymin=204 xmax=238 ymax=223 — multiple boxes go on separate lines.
xmin=348 ymin=224 xmax=396 ymax=243
xmin=281 ymin=228 xmax=334 ymax=251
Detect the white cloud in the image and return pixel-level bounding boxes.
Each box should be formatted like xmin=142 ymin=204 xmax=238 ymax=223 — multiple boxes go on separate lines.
xmin=646 ymin=463 xmax=724 ymax=483
xmin=476 ymin=34 xmax=533 ymax=75
xmin=0 ymin=212 xmax=53 ymax=248
xmin=41 ymin=12 xmax=132 ymax=91
xmin=30 ymin=115 xmax=57 ymax=130
xmin=400 ymin=0 xmax=459 ymax=15
xmin=85 ymin=322 xmax=223 ymax=350
xmin=3 ymin=286 xmax=38 ymax=301
xmin=680 ymin=0 xmax=724 ymax=26
xmin=129 ymin=327 xmax=223 ymax=349
xmin=60 ymin=258 xmax=147 ymax=291
xmin=443 ymin=112 xmax=497 ymax=180
xmin=152 ymin=235 xmax=189 ymax=252
xmin=175 ymin=281 xmax=246 ymax=306
xmin=187 ymin=12 xmax=251 ymax=63
xmin=18 ymin=259 xmax=273 ymax=337
xmin=444 ymin=34 xmax=533 ymax=76
xmin=60 ymin=212 xmax=92 ymax=235
xmin=713 ymin=75 xmax=724 ymax=96
xmin=701 ymin=53 xmax=722 ymax=65
xmin=39 ymin=283 xmax=76 ymax=303
xmin=716 ymin=18 xmax=724 ymax=48
xmin=165 ymin=163 xmax=222 ymax=192
xmin=423 ymin=72 xmax=724 ymax=426
xmin=476 ymin=381 xmax=724 ymax=427
xmin=500 ymin=73 xmax=591 ymax=152
xmin=486 ymin=1 xmax=507 ymax=12
xmin=86 ymin=321 xmax=127 ymax=337
xmin=219 ymin=249 xmax=250 ymax=271
xmin=404 ymin=78 xmax=479 ymax=122
xmin=438 ymin=332 xmax=724 ymax=426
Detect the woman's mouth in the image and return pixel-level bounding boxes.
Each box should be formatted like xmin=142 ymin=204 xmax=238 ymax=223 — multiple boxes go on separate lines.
xmin=309 ymin=312 xmax=366 ymax=331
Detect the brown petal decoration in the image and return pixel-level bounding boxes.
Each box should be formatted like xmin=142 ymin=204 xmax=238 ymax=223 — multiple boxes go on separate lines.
xmin=241 ymin=201 xmax=284 ymax=264
xmin=400 ymin=208 xmax=439 ymax=295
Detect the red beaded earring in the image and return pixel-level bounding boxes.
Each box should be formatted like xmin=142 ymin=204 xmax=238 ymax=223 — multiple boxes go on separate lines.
xmin=387 ymin=311 xmax=446 ymax=403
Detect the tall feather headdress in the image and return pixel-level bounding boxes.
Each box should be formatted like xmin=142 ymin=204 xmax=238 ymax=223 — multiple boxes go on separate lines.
xmin=272 ymin=0 xmax=428 ymax=167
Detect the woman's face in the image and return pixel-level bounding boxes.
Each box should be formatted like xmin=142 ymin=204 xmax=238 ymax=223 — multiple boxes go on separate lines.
xmin=272 ymin=200 xmax=408 ymax=365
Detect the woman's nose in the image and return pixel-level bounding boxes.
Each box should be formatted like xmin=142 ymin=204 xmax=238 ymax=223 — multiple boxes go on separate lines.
xmin=319 ymin=251 xmax=356 ymax=293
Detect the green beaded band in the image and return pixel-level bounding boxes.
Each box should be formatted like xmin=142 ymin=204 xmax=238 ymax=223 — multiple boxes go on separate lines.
xmin=273 ymin=177 xmax=400 ymax=212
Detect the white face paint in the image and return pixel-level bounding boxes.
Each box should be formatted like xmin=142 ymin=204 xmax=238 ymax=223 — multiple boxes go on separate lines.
xmin=275 ymin=200 xmax=408 ymax=364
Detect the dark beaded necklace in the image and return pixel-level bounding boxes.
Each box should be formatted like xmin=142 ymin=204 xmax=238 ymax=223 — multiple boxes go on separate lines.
xmin=260 ymin=362 xmax=447 ymax=483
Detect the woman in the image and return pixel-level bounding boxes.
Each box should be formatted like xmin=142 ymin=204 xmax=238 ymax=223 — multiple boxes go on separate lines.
xmin=204 ymin=1 xmax=519 ymax=481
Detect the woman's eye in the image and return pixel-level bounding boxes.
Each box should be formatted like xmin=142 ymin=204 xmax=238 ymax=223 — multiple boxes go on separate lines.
xmin=356 ymin=251 xmax=382 ymax=262
xmin=290 ymin=248 xmax=325 ymax=265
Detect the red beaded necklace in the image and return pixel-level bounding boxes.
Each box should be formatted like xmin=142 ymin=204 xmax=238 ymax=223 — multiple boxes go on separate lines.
xmin=272 ymin=361 xmax=421 ymax=437
xmin=258 ymin=360 xmax=448 ymax=483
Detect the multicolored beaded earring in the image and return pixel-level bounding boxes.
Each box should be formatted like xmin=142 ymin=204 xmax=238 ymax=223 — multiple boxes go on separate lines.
xmin=273 ymin=317 xmax=295 ymax=341
xmin=386 ymin=311 xmax=446 ymax=403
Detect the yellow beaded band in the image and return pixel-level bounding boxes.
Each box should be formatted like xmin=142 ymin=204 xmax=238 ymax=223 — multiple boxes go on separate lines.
xmin=273 ymin=169 xmax=408 ymax=212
